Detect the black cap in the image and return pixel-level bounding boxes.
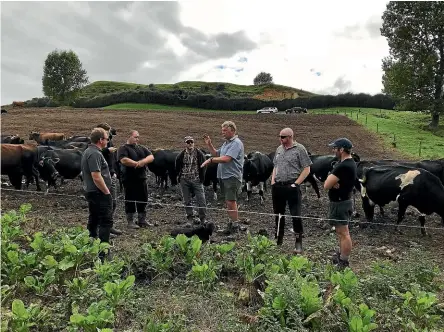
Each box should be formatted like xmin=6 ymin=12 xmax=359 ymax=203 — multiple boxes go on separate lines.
xmin=328 ymin=138 xmax=353 ymax=149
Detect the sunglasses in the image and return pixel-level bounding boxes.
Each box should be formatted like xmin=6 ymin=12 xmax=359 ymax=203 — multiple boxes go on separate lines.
xmin=279 ymin=135 xmax=288 ymax=139
xmin=186 ymin=140 xmax=194 ymax=144
xmin=102 ymin=137 xmax=109 ymax=141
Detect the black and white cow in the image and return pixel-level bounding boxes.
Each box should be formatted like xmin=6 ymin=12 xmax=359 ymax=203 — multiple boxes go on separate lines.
xmin=243 ymin=151 xmax=274 ymax=204
xmin=359 ymin=165 xmax=444 ymax=235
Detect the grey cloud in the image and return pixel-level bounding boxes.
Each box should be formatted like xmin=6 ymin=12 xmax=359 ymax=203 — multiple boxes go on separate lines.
xmin=1 ymin=1 xmax=257 ymax=103
xmin=334 ymin=15 xmax=382 ymax=40
xmin=313 ymin=76 xmax=353 ymax=95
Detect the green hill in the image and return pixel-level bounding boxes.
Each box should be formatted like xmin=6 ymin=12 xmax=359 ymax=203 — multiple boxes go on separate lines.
xmin=79 ymin=80 xmax=317 ymax=101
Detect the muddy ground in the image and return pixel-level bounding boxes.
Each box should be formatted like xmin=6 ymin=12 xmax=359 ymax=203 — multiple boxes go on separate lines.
xmin=1 ymin=108 xmax=443 ymax=272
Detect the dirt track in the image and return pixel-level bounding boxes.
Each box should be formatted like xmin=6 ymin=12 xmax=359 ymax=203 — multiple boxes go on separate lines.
xmin=1 ymin=108 xmax=443 ymax=272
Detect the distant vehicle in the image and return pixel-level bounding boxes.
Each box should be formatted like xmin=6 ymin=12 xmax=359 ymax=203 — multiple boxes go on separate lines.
xmin=257 ymin=106 xmax=278 ymax=114
xmin=285 ymin=107 xmax=308 ymax=114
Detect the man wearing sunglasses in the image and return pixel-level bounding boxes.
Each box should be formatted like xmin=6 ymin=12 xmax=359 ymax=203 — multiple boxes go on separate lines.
xmin=80 ymin=127 xmax=114 ymax=261
xmin=271 ymin=127 xmax=312 ymax=254
xmin=117 ymin=130 xmax=154 ymax=229
xmin=175 ymin=136 xmax=208 ymax=224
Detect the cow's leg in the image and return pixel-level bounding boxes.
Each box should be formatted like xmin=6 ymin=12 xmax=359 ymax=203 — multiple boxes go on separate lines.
xmin=395 ymin=201 xmax=408 ymax=234
xmin=246 ymin=182 xmax=252 ymax=202
xmin=9 ymin=172 xmax=22 ymax=190
xmin=379 ymin=206 xmax=385 ymax=217
xmin=212 ymin=180 xmax=218 ymax=200
xmin=361 ymin=196 xmax=375 ymax=229
xmin=31 ymin=165 xmax=42 ymax=191
xmin=418 ymin=214 xmax=427 ymax=236
xmin=259 ymin=182 xmax=265 ymax=205
xmin=305 ymin=174 xmax=321 ymax=198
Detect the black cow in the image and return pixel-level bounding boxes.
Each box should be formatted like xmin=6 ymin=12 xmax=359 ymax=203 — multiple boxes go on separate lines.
xmin=1 ymin=135 xmax=24 ymax=144
xmin=170 ymin=222 xmax=215 ymax=243
xmin=1 ymin=109 xmax=7 ymax=114
xmin=1 ymin=144 xmax=58 ymax=191
xmin=67 ymin=135 xmax=91 ymax=143
xmin=359 ymin=165 xmax=444 ymax=235
xmin=41 ymin=139 xmax=88 ymax=150
xmin=243 ymin=151 xmax=274 ymax=204
xmin=203 ymin=153 xmax=219 ymax=200
xmin=40 ymin=149 xmax=83 ymax=188
xmin=148 ymin=149 xmax=179 ymax=189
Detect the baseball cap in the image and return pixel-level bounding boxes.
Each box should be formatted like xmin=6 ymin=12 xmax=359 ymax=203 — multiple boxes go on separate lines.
xmin=328 ymin=138 xmax=353 ymax=149
xmin=184 ymin=136 xmax=194 ymax=142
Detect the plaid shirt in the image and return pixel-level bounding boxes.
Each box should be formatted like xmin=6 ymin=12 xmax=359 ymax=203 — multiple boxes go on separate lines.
xmin=182 ymin=148 xmax=200 ymax=181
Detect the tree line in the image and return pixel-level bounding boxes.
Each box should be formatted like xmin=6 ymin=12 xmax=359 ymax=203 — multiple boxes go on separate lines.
xmin=35 ymin=1 xmax=443 ymax=125
xmin=25 ymin=89 xmax=395 ymax=111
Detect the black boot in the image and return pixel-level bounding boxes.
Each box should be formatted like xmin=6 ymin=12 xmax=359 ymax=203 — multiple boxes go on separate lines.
xmin=110 ymin=227 xmax=123 ymax=235
xmin=126 ymin=213 xmax=139 ymax=229
xmin=294 ymin=233 xmax=303 ymax=254
xmin=137 ymin=212 xmax=153 ymax=227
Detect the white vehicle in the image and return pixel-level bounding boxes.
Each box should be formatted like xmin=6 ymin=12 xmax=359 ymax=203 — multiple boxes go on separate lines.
xmin=256 ymin=106 xmax=278 ymax=114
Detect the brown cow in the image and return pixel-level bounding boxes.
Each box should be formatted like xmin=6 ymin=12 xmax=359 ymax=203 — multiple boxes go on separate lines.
xmin=1 ymin=144 xmax=58 ymax=191
xmin=29 ymin=131 xmax=66 ymax=144
xmin=12 ymin=101 xmax=25 ymax=107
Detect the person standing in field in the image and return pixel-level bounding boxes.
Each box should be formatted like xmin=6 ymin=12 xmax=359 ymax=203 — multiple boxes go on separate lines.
xmin=271 ymin=127 xmax=312 ymax=254
xmin=201 ymin=121 xmax=246 ymax=234
xmin=323 ymin=138 xmax=357 ymax=270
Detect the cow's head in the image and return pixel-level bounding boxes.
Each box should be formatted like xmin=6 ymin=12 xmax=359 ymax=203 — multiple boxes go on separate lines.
xmin=243 ymin=157 xmax=258 ymax=181
xmin=351 ymin=152 xmax=361 ymax=163
xmin=38 ymin=156 xmax=60 ymax=187
xmin=29 ymin=131 xmax=39 ymax=140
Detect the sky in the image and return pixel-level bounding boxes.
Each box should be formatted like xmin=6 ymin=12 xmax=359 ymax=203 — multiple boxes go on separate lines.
xmin=1 ymin=0 xmax=391 ymax=104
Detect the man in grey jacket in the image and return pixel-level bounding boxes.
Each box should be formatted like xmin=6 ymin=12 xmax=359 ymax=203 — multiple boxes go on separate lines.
xmin=175 ymin=136 xmax=207 ymax=224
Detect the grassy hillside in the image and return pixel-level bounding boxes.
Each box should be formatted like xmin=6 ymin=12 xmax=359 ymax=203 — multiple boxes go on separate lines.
xmin=312 ymin=107 xmax=444 ymax=159
xmin=80 ymin=80 xmax=317 ymax=100
xmin=103 ymin=103 xmax=253 ymax=113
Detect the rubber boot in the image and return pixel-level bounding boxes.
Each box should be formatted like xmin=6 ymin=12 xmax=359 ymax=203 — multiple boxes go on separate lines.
xmin=137 ymin=212 xmax=153 ymax=227
xmin=110 ymin=227 xmax=123 ymax=235
xmin=127 ymin=213 xmax=140 ymax=229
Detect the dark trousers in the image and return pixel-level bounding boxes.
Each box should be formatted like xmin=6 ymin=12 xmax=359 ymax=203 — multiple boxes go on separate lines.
xmin=85 ymin=191 xmax=113 ymax=243
xmin=123 ymin=179 xmax=148 ymax=214
xmin=272 ymin=183 xmax=303 ymax=244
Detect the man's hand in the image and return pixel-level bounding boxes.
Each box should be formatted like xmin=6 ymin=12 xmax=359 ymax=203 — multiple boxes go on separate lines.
xmin=108 ymin=147 xmax=117 ymax=153
xmin=203 ymin=134 xmax=211 ymax=146
xmin=333 ymin=183 xmax=340 ymax=189
xmin=201 ymin=158 xmax=212 ymax=168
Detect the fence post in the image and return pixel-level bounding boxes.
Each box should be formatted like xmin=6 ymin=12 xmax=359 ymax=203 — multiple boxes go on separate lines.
xmin=357 ymin=112 xmax=359 ymax=120
xmin=366 ymin=114 xmax=368 ymax=125
xmin=419 ymin=141 xmax=422 ymax=156
xmin=377 ymin=123 xmax=379 ymax=133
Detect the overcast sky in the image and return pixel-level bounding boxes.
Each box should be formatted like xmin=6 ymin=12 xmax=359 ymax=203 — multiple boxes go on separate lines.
xmin=1 ymin=1 xmax=390 ymax=104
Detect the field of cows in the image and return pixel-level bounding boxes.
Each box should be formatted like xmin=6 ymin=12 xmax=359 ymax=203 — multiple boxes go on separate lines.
xmin=1 ymin=107 xmax=444 ymax=261
xmin=1 ymin=107 xmax=444 ymax=331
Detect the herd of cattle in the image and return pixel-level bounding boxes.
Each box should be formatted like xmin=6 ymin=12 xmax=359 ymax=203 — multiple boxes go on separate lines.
xmin=1 ymin=131 xmax=444 ymax=235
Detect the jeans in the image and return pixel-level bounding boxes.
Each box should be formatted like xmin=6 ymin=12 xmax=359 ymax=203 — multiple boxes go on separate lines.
xmin=85 ymin=191 xmax=113 ymax=243
xmin=123 ymin=179 xmax=148 ymax=214
xmin=180 ymin=178 xmax=207 ymax=220
xmin=271 ymin=183 xmax=303 ymax=243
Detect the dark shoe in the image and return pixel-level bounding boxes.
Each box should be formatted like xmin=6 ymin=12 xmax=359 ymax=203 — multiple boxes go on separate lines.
xmin=337 ymin=258 xmax=350 ymax=270
xmin=110 ymin=227 xmax=122 ymax=235
xmin=331 ymin=249 xmax=341 ymax=264
xmin=126 ymin=213 xmax=140 ymax=229
xmin=294 ymin=234 xmax=303 ymax=254
xmin=221 ymin=221 xmax=240 ymax=235
xmin=137 ymin=213 xmax=153 ymax=227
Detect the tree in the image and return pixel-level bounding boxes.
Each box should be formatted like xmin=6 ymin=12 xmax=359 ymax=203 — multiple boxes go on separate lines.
xmin=42 ymin=49 xmax=89 ymax=104
xmin=253 ymin=72 xmax=273 ymax=85
xmin=381 ymin=1 xmax=444 ymax=128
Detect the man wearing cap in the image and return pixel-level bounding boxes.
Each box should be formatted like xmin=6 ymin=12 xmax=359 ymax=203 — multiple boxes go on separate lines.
xmin=201 ymin=121 xmax=245 ymax=234
xmin=271 ymin=127 xmax=312 ymax=254
xmin=175 ymin=136 xmax=208 ymax=224
xmin=324 ymin=137 xmax=357 ymax=269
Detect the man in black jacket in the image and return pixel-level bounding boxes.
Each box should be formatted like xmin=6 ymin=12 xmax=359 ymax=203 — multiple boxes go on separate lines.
xmin=175 ymin=136 xmax=207 ymax=224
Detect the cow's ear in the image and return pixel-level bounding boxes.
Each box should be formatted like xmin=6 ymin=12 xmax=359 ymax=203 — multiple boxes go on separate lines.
xmin=53 ymin=158 xmax=60 ymax=164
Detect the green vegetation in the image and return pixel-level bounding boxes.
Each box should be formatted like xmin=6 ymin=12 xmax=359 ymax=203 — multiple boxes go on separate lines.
xmin=313 ymin=108 xmax=444 ymax=159
xmin=102 ymin=103 xmax=254 ymax=113
xmin=381 ymin=1 xmax=444 ymax=127
xmin=2 ymin=204 xmax=444 ymax=331
xmin=80 ymin=80 xmax=317 ymax=100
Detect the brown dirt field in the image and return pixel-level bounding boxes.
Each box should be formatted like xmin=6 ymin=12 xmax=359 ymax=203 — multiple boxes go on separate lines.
xmin=1 ymin=107 xmax=443 ymax=276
